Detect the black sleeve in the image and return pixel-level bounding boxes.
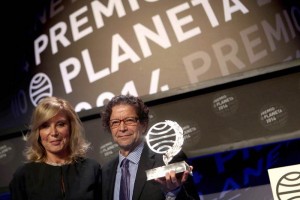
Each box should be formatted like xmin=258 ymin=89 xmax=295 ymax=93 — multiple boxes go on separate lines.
xmin=9 ymin=165 xmax=28 ymax=200
xmin=93 ymin=160 xmax=102 ymax=200
xmin=171 ymin=151 xmax=200 ymax=200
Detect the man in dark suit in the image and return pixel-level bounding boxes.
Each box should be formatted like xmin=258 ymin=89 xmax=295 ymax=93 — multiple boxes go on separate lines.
xmin=101 ymin=94 xmax=200 ymax=200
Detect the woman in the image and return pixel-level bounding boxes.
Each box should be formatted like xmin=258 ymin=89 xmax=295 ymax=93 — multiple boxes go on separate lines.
xmin=9 ymin=96 xmax=102 ymax=200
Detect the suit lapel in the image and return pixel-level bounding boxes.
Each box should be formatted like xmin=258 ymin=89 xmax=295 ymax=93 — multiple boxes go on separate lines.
xmin=104 ymin=157 xmax=119 ymax=200
xmin=132 ymin=144 xmax=156 ymax=200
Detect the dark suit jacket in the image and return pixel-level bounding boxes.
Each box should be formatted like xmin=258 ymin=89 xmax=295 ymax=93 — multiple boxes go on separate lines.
xmin=102 ymin=142 xmax=199 ymax=200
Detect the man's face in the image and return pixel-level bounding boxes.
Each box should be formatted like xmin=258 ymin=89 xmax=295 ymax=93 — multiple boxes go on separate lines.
xmin=109 ymin=104 xmax=146 ymax=156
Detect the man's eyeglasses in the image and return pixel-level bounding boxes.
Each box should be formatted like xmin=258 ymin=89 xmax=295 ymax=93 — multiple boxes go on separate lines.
xmin=109 ymin=117 xmax=139 ymax=128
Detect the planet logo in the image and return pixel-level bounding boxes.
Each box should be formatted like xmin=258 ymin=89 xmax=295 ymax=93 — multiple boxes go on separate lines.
xmin=0 ymin=142 xmax=15 ymax=165
xmin=268 ymin=164 xmax=300 ymax=200
xmin=180 ymin=121 xmax=201 ymax=151
xmin=259 ymin=103 xmax=288 ymax=130
xmin=212 ymin=92 xmax=239 ymax=117
xmin=99 ymin=141 xmax=119 ymax=164
xmin=29 ymin=73 xmax=53 ymax=106
xmin=276 ymin=171 xmax=300 ymax=200
xmin=146 ymin=120 xmax=184 ymax=165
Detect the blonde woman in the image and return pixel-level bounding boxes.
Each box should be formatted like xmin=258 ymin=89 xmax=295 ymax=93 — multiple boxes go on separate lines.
xmin=9 ymin=96 xmax=102 ymax=200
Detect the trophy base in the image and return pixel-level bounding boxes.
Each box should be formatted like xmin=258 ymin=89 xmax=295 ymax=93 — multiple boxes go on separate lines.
xmin=145 ymin=161 xmax=191 ymax=180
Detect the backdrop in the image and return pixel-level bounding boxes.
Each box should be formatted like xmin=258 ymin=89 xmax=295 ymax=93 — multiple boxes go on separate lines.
xmin=1 ymin=0 xmax=300 ymax=135
xmin=1 ymin=0 xmax=300 ymax=198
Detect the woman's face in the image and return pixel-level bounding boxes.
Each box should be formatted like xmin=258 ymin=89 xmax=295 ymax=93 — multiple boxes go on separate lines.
xmin=39 ymin=112 xmax=70 ymax=158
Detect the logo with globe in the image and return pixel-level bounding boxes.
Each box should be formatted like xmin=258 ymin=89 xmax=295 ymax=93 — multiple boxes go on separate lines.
xmin=276 ymin=171 xmax=300 ymax=200
xmin=145 ymin=120 xmax=191 ymax=180
xmin=29 ymin=73 xmax=53 ymax=106
xmin=268 ymin=164 xmax=300 ymax=200
xmin=146 ymin=120 xmax=183 ymax=165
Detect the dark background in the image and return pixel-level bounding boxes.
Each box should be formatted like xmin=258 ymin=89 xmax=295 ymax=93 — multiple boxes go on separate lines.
xmin=1 ymin=1 xmax=39 ymax=111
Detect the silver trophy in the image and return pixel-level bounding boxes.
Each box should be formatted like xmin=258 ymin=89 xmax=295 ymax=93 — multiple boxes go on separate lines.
xmin=145 ymin=120 xmax=191 ymax=180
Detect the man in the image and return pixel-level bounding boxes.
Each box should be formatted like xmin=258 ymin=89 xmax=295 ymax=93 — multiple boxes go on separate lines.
xmin=101 ymin=94 xmax=200 ymax=200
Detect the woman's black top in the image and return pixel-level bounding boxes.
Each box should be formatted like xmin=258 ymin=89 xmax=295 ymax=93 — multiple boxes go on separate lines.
xmin=9 ymin=158 xmax=102 ymax=200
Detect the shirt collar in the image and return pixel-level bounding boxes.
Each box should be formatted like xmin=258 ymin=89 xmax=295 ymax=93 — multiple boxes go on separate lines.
xmin=119 ymin=142 xmax=144 ymax=166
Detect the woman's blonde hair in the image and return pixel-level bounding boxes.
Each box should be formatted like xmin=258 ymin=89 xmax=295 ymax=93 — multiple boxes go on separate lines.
xmin=24 ymin=96 xmax=90 ymax=162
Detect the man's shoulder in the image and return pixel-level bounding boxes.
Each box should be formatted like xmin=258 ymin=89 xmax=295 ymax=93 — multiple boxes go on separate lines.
xmin=102 ymin=156 xmax=119 ymax=170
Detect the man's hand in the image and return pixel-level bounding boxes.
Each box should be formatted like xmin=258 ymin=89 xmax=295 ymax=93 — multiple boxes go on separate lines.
xmin=154 ymin=166 xmax=193 ymax=192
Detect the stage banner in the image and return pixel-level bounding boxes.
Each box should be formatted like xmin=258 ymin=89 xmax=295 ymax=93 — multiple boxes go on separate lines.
xmin=1 ymin=0 xmax=300 ymax=133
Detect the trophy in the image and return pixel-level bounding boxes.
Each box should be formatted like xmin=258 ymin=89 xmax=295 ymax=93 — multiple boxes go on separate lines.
xmin=145 ymin=120 xmax=192 ymax=180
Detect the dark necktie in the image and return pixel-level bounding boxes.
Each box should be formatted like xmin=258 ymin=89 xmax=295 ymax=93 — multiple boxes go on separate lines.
xmin=120 ymin=158 xmax=130 ymax=200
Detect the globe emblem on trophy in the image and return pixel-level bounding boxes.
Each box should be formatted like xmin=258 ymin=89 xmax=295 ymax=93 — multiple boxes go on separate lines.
xmin=145 ymin=120 xmax=191 ymax=180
